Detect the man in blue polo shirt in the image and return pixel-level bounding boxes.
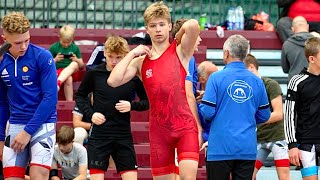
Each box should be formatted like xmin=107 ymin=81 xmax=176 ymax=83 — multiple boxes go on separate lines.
xmin=200 ymin=34 xmax=271 ymax=180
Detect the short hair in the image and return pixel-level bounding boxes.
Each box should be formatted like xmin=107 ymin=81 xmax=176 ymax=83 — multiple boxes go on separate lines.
xmin=197 ymin=61 xmax=218 ymax=78
xmin=143 ymin=1 xmax=171 ymax=26
xmin=305 ymin=37 xmax=320 ymax=61
xmin=1 ymin=12 xmax=30 ymax=34
xmin=104 ymin=34 xmax=130 ymax=55
xmin=59 ymin=25 xmax=75 ymax=42
xmin=223 ymin=34 xmax=249 ymax=61
xmin=172 ymin=18 xmax=188 ymax=37
xmin=56 ymin=125 xmax=74 ymax=145
xmin=243 ymin=54 xmax=259 ymax=70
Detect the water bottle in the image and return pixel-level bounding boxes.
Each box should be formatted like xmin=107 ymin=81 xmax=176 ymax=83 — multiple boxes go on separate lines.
xmin=233 ymin=7 xmax=240 ymax=30
xmin=237 ymin=6 xmax=244 ymax=30
xmin=200 ymin=13 xmax=207 ymax=30
xmin=226 ymin=7 xmax=235 ymax=30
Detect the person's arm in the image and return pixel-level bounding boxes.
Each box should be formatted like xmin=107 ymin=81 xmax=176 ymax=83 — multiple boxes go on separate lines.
xmin=74 ymin=71 xmax=94 ymax=121
xmin=281 ymin=45 xmax=290 ymax=73
xmin=72 ymin=44 xmax=84 ymax=69
xmin=23 ymin=51 xmax=57 ymax=136
xmin=50 ymin=155 xmax=60 ymax=180
xmin=199 ymin=75 xmax=217 ymax=122
xmin=175 ymin=19 xmax=200 ymax=64
xmin=284 ymin=77 xmax=302 ymax=166
xmin=107 ymin=45 xmax=149 ymax=87
xmin=255 ymin=82 xmax=271 ymax=124
xmin=284 ymin=78 xmax=299 ymax=150
xmin=0 ymin=79 xmax=9 ymax=142
xmin=72 ymin=106 xmax=91 ymax=130
xmin=73 ymin=145 xmax=88 ymax=180
xmin=263 ymin=95 xmax=283 ymax=124
xmin=0 ymin=80 xmax=8 ymax=160
xmin=262 ymin=79 xmax=283 ymax=124
xmin=131 ymin=77 xmax=149 ymax=111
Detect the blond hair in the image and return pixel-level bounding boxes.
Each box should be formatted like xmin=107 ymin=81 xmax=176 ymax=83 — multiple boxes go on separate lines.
xmin=59 ymin=25 xmax=75 ymax=41
xmin=104 ymin=34 xmax=130 ymax=55
xmin=1 ymin=11 xmax=30 ymax=34
xmin=143 ymin=1 xmax=171 ymax=25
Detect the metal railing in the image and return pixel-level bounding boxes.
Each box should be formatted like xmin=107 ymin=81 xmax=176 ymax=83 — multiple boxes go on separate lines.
xmin=0 ymin=0 xmax=278 ymax=29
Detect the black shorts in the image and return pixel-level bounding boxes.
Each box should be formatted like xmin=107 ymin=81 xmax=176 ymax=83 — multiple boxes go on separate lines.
xmin=87 ymin=137 xmax=137 ymax=173
xmin=206 ymin=160 xmax=255 ymax=180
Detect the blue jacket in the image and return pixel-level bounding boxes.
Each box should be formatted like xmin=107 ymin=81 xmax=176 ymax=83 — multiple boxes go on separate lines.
xmin=0 ymin=43 xmax=57 ymax=141
xmin=200 ymin=62 xmax=270 ymax=161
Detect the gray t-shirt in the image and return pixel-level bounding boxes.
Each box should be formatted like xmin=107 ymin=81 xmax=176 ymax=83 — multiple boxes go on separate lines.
xmin=52 ymin=143 xmax=88 ymax=179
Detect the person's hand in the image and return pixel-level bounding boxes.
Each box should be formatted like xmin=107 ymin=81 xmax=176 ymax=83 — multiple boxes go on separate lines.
xmin=0 ymin=141 xmax=4 ymax=161
xmin=200 ymin=141 xmax=208 ymax=151
xmin=131 ymin=45 xmax=150 ymax=57
xmin=115 ymin=100 xmax=131 ymax=113
xmin=196 ymin=90 xmax=204 ymax=103
xmin=70 ymin=54 xmax=77 ymax=62
xmin=92 ymin=112 xmax=106 ymax=125
xmin=54 ymin=53 xmax=64 ymax=62
xmin=289 ymin=147 xmax=302 ymax=166
xmin=11 ymin=130 xmax=31 ymax=153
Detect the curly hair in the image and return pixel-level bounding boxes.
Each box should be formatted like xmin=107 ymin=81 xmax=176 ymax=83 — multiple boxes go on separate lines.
xmin=1 ymin=11 xmax=30 ymax=34
xmin=104 ymin=34 xmax=130 ymax=55
xmin=143 ymin=1 xmax=171 ymax=26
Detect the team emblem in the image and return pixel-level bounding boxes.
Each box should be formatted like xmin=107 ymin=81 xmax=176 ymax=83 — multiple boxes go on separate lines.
xmin=22 ymin=66 xmax=29 ymax=72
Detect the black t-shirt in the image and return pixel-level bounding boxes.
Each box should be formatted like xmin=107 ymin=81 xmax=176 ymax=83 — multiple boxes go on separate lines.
xmin=75 ymin=63 xmax=149 ymax=139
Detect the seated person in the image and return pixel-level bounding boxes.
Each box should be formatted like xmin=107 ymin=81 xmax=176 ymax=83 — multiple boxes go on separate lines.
xmin=73 ymin=93 xmax=93 ymax=145
xmin=50 ymin=126 xmax=89 ymax=180
xmin=49 ymin=25 xmax=84 ymax=101
xmin=276 ymin=0 xmax=320 ymax=43
xmin=86 ymin=43 xmax=105 ymax=71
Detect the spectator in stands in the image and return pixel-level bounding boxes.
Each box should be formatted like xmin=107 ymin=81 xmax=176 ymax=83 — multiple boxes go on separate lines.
xmin=276 ymin=0 xmax=320 ymax=43
xmin=73 ymin=92 xmax=93 ymax=145
xmin=107 ymin=2 xmax=201 ymax=179
xmin=281 ymin=16 xmax=314 ymax=82
xmin=199 ymin=35 xmax=271 ymax=180
xmin=244 ymin=54 xmax=290 ymax=180
xmin=86 ymin=41 xmax=106 ymax=71
xmin=75 ymin=35 xmax=149 ymax=180
xmin=50 ymin=125 xmax=88 ymax=180
xmin=0 ymin=12 xmax=57 ymax=180
xmin=284 ymin=37 xmax=320 ymax=180
xmin=49 ymin=25 xmax=84 ymax=101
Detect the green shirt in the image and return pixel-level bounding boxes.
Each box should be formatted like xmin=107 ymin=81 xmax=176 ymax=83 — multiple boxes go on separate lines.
xmin=257 ymin=77 xmax=285 ymax=143
xmin=49 ymin=42 xmax=82 ymax=69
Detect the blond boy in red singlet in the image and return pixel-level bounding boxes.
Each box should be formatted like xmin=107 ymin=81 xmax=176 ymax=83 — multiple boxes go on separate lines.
xmin=107 ymin=2 xmax=201 ymax=180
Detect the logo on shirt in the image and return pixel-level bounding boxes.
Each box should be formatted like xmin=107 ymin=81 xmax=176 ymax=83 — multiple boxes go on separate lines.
xmin=22 ymin=66 xmax=29 ymax=72
xmin=146 ymin=69 xmax=153 ymax=78
xmin=1 ymin=68 xmax=9 ymax=78
xmin=1 ymin=68 xmax=8 ymax=76
xmin=48 ymin=58 xmax=53 ymax=65
xmin=227 ymin=80 xmax=253 ymax=103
